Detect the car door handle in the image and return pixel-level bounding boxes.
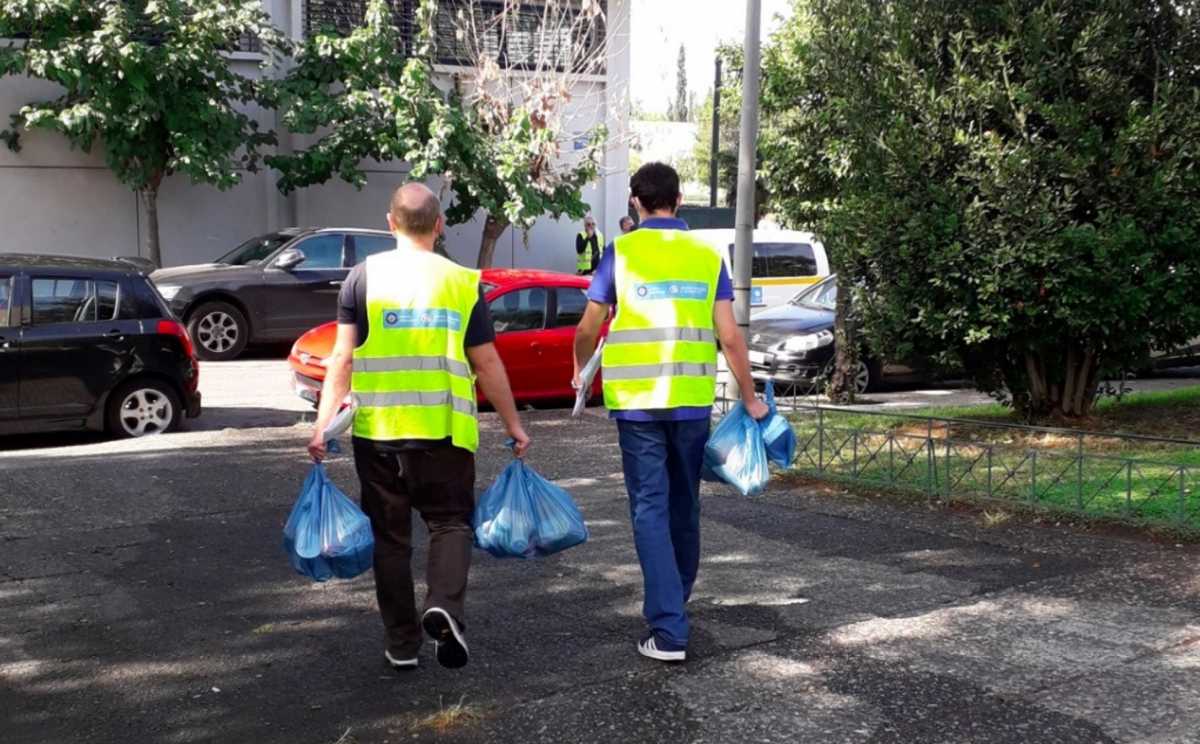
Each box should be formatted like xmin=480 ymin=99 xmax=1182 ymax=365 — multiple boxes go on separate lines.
xmin=328 ymin=280 xmax=344 ymax=287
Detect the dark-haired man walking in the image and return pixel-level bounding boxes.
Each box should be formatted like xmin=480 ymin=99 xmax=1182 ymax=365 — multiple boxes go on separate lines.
xmin=573 ymin=163 xmax=768 ymax=662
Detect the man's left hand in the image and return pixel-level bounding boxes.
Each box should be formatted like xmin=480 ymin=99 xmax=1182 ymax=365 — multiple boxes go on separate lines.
xmin=744 ymin=398 xmax=770 ymax=420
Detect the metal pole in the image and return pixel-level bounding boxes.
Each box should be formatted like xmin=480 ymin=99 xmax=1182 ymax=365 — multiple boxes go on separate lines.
xmin=709 ymin=57 xmax=722 ymax=208
xmin=731 ymin=0 xmax=762 ymax=400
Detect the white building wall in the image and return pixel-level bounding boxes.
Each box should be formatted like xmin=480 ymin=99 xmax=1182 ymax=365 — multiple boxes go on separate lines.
xmin=0 ymin=0 xmax=630 ymax=270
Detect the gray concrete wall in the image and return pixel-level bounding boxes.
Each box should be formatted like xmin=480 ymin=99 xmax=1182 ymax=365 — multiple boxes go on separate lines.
xmin=0 ymin=0 xmax=630 ymax=271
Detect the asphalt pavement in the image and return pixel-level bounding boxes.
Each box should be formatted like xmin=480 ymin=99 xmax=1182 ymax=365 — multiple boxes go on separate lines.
xmin=2 ymin=360 xmax=1198 ymax=743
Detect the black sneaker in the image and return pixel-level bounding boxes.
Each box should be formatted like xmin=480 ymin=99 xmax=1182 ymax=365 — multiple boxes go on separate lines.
xmin=422 ymin=607 xmax=469 ymax=669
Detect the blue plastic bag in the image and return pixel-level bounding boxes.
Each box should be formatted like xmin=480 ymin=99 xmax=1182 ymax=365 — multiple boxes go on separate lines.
xmin=703 ymin=402 xmax=771 ymax=496
xmin=283 ymin=463 xmax=375 ymax=581
xmin=474 ymin=459 xmax=589 ymax=559
xmin=761 ymin=381 xmax=797 ymax=469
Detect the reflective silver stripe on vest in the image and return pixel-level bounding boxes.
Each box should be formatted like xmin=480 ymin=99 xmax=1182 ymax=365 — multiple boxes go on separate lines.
xmin=602 ymin=362 xmax=719 ymax=380
xmin=353 ymin=356 xmax=471 ymax=378
xmin=606 ymin=327 xmax=716 ymax=344
xmin=355 ymin=391 xmax=477 ymax=415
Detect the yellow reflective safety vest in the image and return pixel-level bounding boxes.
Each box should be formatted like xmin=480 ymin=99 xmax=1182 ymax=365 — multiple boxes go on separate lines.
xmin=601 ymin=228 xmax=721 ymax=411
xmin=351 ymin=249 xmax=481 ymax=452
xmin=577 ymin=230 xmax=603 ymax=272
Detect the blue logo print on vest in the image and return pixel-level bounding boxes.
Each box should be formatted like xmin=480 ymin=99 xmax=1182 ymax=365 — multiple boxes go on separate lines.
xmin=633 ymin=281 xmax=710 ymax=301
xmin=381 ymin=308 xmax=462 ymax=331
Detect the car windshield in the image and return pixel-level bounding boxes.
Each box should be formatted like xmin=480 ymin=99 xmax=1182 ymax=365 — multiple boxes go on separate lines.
xmin=217 ymin=233 xmax=292 ymax=266
xmin=792 ymin=277 xmax=838 ymax=311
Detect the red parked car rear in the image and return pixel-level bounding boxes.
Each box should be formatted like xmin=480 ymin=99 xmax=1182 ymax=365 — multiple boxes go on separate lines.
xmin=288 ymin=268 xmax=604 ymax=406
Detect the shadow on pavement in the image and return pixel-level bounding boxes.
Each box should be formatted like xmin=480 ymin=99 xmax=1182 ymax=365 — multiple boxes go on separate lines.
xmin=186 ymin=407 xmax=311 ymax=431
xmin=2 ymin=412 xmax=1196 ymax=743
xmin=0 ymin=407 xmax=307 ymax=453
xmin=0 ymin=430 xmax=110 ymax=452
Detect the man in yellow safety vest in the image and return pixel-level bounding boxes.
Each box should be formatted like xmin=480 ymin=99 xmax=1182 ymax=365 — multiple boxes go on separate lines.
xmin=573 ymin=163 xmax=768 ymax=663
xmin=308 ymin=183 xmax=530 ymax=672
xmin=576 ymin=214 xmax=603 ymax=274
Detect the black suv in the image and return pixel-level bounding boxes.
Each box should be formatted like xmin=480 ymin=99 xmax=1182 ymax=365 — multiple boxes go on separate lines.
xmin=151 ymin=228 xmax=396 ymax=360
xmin=0 ymin=255 xmax=201 ymax=439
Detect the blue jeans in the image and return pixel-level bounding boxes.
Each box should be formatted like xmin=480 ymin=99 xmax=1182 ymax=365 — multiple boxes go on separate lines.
xmin=616 ymin=418 xmax=710 ymax=650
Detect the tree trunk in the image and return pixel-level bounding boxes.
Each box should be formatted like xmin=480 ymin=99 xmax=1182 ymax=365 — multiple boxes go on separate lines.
xmin=139 ymin=171 xmax=165 ymax=267
xmin=1012 ymin=345 xmax=1101 ymax=419
xmin=476 ymin=214 xmax=510 ymax=269
xmin=827 ymin=281 xmax=856 ymax=404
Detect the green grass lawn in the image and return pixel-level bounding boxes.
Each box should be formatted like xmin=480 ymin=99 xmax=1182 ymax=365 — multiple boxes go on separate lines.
xmin=785 ymin=386 xmax=1200 ymax=532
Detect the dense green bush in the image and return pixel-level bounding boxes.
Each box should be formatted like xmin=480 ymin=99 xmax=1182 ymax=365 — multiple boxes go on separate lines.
xmin=764 ymin=0 xmax=1200 ymax=416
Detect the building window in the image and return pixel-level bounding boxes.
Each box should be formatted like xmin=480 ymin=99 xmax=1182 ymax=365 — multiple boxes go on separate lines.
xmin=302 ymin=0 xmax=605 ymax=72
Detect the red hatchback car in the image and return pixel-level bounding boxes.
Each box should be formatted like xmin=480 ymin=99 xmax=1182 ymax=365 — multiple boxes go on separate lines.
xmin=288 ymin=268 xmax=604 ymax=406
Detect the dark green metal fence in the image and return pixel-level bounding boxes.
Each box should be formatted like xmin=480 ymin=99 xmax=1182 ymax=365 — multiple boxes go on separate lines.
xmin=715 ymin=385 xmax=1200 ymax=531
xmin=796 ymin=407 xmax=1200 ymax=530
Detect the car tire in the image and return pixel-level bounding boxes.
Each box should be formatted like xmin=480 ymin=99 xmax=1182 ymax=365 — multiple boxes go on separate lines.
xmin=853 ymin=359 xmax=880 ymax=394
xmin=106 ymin=378 xmax=183 ymax=438
xmin=820 ymin=358 xmax=879 ymax=395
xmin=188 ymin=301 xmax=249 ymax=361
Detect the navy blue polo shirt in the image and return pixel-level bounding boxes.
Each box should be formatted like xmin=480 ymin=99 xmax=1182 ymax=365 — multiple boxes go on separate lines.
xmin=586 ymin=216 xmax=734 ymax=422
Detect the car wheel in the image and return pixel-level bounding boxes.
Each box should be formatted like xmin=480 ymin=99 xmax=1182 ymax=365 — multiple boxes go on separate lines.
xmin=106 ymin=379 xmax=182 ymax=438
xmin=819 ymin=359 xmax=877 ymax=395
xmin=852 ymin=360 xmax=876 ymax=394
xmin=188 ymin=301 xmax=249 ymax=361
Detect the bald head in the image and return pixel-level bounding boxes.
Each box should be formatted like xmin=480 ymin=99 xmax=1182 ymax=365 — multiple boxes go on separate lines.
xmin=389 ymin=183 xmax=443 ymax=238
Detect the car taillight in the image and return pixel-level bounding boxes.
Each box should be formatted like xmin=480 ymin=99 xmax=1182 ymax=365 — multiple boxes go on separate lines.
xmin=157 ymin=319 xmax=196 ymax=360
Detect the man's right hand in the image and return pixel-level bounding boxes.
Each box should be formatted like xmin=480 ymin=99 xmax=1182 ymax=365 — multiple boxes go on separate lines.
xmin=307 ymin=431 xmax=328 ymax=463
xmin=508 ymin=424 xmax=531 ymax=458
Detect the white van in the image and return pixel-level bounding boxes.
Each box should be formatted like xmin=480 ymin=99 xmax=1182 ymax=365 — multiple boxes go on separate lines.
xmin=689 ymin=229 xmax=831 ymax=310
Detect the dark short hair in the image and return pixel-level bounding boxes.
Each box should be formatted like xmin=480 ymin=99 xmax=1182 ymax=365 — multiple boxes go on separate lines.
xmin=630 ymin=162 xmax=681 ymax=214
xmin=389 ymin=183 xmax=442 ymax=237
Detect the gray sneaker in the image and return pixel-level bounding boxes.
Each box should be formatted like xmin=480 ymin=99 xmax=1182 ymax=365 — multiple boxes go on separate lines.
xmin=384 ymin=649 xmax=418 ymax=670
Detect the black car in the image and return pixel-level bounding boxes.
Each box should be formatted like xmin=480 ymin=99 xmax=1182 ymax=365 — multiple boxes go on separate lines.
xmin=0 ymin=255 xmax=201 ymax=439
xmin=747 ymin=275 xmax=928 ymax=394
xmin=151 ymin=227 xmax=397 ymax=360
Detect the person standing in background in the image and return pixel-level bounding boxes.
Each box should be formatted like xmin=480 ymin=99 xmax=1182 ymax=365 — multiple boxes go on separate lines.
xmin=576 ymin=215 xmax=603 ymax=275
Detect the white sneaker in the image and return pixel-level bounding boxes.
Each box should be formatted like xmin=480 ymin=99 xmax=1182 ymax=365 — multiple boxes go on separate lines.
xmin=638 ymin=635 xmax=686 ymax=662
xmin=422 ymin=607 xmax=470 ymax=669
xmin=384 ymin=649 xmax=418 ymax=670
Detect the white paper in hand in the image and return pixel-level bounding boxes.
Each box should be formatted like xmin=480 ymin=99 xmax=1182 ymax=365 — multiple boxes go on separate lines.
xmin=572 ymin=339 xmax=604 ymax=418
xmin=322 ymin=399 xmax=355 ymax=442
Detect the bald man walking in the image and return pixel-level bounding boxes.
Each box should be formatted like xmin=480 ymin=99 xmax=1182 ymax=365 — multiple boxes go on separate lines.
xmin=308 ymin=183 xmax=530 ymax=671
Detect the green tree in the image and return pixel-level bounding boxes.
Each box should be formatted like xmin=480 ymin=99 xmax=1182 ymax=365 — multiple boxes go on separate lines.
xmin=270 ymin=0 xmax=606 ymax=269
xmin=669 ymin=44 xmax=689 ymax=121
xmin=0 ymin=0 xmax=285 ymax=266
xmin=763 ymin=0 xmax=1200 ymax=417
xmin=689 ymin=44 xmax=770 ymax=216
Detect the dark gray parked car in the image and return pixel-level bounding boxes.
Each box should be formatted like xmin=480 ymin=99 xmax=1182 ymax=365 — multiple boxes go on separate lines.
xmin=747 ymin=275 xmax=931 ymax=394
xmin=151 ymin=228 xmax=396 ymax=360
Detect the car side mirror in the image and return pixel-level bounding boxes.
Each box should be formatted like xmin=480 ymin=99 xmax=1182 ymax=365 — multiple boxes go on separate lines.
xmin=275 ymin=248 xmax=305 ymax=271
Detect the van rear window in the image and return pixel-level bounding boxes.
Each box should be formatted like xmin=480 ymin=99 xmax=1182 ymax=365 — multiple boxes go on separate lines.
xmin=727 ymin=242 xmax=818 ymax=278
